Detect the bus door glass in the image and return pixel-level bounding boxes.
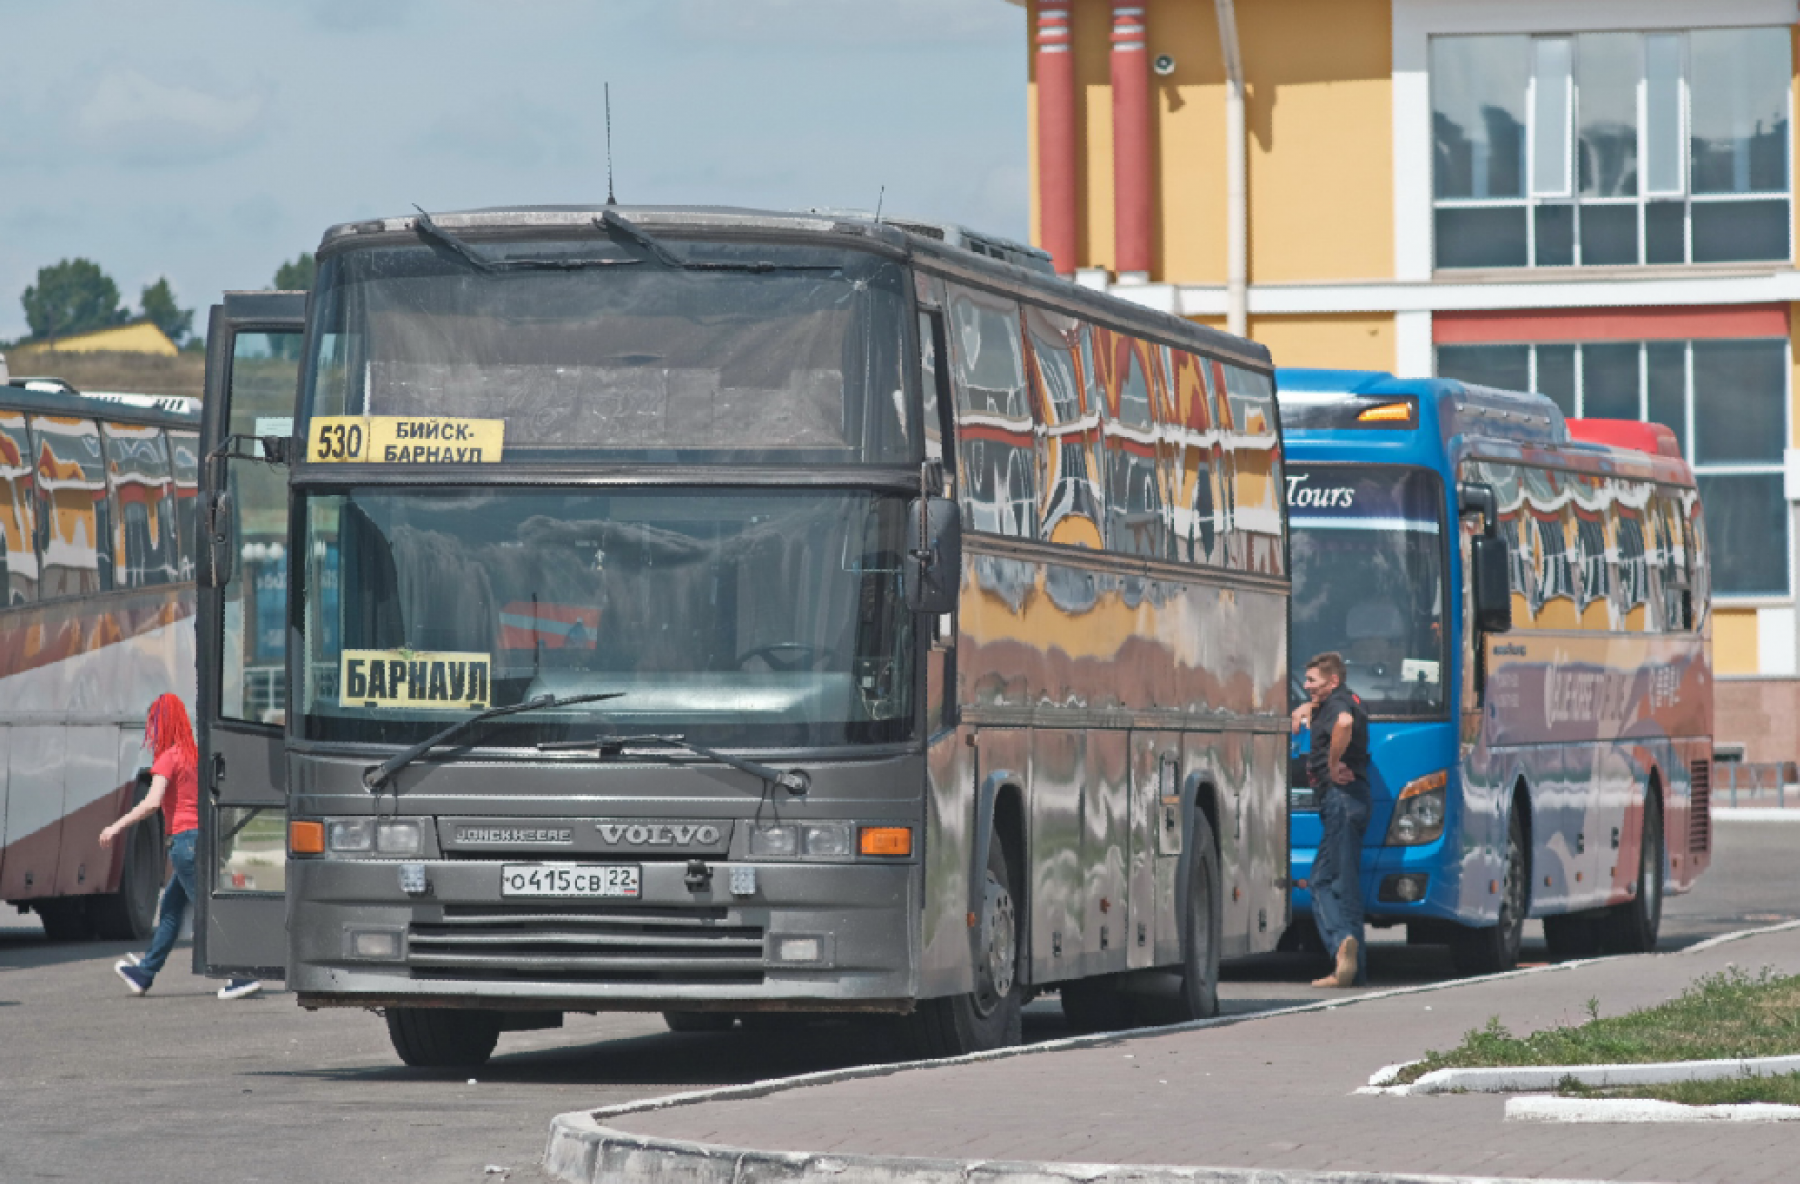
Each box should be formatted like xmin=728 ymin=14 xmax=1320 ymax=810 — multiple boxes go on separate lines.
xmin=194 ymin=291 xmax=304 ymax=981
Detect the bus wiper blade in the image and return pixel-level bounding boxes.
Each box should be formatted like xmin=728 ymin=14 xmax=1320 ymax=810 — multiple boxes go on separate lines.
xmin=413 ymin=207 xmax=642 ymax=274
xmin=364 ymin=691 xmax=626 ymax=791
xmin=538 ymin=733 xmax=810 ymax=795
xmin=594 ymin=210 xmax=840 ymax=275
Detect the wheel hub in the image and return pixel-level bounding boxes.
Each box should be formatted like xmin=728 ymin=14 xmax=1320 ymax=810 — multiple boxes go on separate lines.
xmin=976 ymin=872 xmax=1016 ymax=1011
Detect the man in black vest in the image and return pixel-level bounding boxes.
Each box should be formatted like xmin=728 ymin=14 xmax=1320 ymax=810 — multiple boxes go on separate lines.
xmin=1292 ymin=651 xmax=1370 ymax=987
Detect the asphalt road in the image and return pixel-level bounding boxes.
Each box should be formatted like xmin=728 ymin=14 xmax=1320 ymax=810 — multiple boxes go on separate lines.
xmin=1 ymin=817 xmax=1791 ymax=1184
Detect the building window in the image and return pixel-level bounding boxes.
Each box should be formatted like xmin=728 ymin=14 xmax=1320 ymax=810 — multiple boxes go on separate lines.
xmin=1431 ymin=28 xmax=1792 ymax=269
xmin=1438 ymin=337 xmax=1788 ymax=597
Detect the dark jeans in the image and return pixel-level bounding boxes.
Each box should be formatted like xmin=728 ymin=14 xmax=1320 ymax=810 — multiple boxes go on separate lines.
xmin=139 ymin=829 xmax=197 ymax=979
xmin=1312 ymin=782 xmax=1369 ymax=983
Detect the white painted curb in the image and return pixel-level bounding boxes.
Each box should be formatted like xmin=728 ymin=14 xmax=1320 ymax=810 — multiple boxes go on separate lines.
xmin=1507 ymin=1095 xmax=1800 ymax=1124
xmin=1710 ymin=807 xmax=1800 ymax=822
xmin=1388 ymin=1055 xmax=1800 ymax=1096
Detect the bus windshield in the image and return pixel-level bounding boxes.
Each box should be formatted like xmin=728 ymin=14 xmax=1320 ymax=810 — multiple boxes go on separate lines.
xmin=305 ymin=237 xmax=912 ymax=464
xmin=1288 ymin=464 xmax=1447 ymax=718
xmin=300 ymin=488 xmax=915 ymax=748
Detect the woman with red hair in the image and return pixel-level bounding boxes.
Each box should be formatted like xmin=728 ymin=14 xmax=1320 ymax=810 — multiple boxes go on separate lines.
xmin=101 ymin=693 xmax=259 ymax=999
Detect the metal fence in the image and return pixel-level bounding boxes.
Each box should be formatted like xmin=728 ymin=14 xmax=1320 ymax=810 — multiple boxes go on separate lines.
xmin=1715 ymin=761 xmax=1798 ymax=808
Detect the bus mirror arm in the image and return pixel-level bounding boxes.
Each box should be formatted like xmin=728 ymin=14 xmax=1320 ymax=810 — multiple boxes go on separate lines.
xmin=1456 ymin=482 xmax=1500 ymax=539
xmin=205 ymin=490 xmax=235 ymax=588
xmin=904 ymin=497 xmax=961 ymax=615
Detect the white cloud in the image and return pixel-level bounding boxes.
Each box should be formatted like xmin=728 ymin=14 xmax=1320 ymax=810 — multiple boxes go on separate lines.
xmin=673 ymin=0 xmax=1021 ymax=46
xmin=75 ymin=69 xmax=267 ymax=166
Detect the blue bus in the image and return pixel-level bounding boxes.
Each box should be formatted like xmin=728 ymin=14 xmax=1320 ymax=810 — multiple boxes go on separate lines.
xmin=1278 ymin=370 xmax=1712 ymax=974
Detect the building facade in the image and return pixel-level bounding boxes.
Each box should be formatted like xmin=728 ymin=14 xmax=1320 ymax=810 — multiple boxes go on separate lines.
xmin=1020 ymin=0 xmax=1800 ymax=757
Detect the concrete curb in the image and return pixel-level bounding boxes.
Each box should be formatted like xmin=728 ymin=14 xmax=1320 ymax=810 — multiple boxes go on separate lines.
xmin=542 ymin=918 xmax=1800 ymax=1184
xmin=1365 ymin=1054 xmax=1800 ymax=1096
xmin=544 ymin=1110 xmax=1626 ymax=1184
xmin=1506 ymin=1095 xmax=1800 ymax=1124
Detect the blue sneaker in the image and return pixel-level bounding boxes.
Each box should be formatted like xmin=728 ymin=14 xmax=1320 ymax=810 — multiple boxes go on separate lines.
xmin=217 ymin=978 xmax=262 ymax=1000
xmin=115 ymin=960 xmax=151 ymax=995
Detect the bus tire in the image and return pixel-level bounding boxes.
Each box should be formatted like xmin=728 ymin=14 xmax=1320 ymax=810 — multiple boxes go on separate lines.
xmin=1450 ymin=805 xmax=1526 ymax=976
xmin=91 ymin=813 xmax=164 ymax=941
xmin=1601 ymin=791 xmax=1663 ymax=955
xmin=901 ymin=837 xmax=1023 ymax=1059
xmin=35 ymin=897 xmax=94 ymax=942
xmin=385 ymin=1007 xmax=502 ymax=1069
xmin=663 ymin=1011 xmax=736 ymax=1033
xmin=1542 ymin=911 xmax=1603 ymax=961
xmin=1143 ymin=809 xmax=1222 ymax=1023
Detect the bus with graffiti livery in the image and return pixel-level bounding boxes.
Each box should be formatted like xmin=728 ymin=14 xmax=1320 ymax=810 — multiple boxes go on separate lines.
xmin=0 ymin=381 xmax=202 ymax=941
xmin=1278 ymin=369 xmax=1710 ymax=974
xmin=192 ymin=206 xmax=1292 ymax=1067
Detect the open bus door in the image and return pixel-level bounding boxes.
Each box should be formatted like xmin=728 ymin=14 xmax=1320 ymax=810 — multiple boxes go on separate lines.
xmin=194 ymin=291 xmax=305 ymax=982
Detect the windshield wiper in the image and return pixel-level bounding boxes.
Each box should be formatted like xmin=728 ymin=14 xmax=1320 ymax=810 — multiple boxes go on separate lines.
xmin=363 ymin=692 xmax=626 ymax=791
xmin=413 ymin=207 xmax=643 ymax=274
xmin=594 ymin=209 xmax=842 ymax=275
xmin=538 ymin=733 xmax=810 ymax=795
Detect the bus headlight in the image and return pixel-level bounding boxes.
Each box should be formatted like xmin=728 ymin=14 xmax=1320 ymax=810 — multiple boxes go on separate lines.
xmin=327 ymin=818 xmax=425 ymax=856
xmin=375 ymin=820 xmax=424 ymax=855
xmin=327 ymin=819 xmax=375 ymax=853
xmin=748 ymin=822 xmax=860 ymax=860
xmin=1385 ymin=771 xmax=1448 ymax=846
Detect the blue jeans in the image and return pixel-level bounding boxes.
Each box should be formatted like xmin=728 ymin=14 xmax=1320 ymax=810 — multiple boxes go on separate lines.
xmin=1312 ymin=783 xmax=1370 ymax=983
xmin=140 ymin=829 xmax=197 ymax=979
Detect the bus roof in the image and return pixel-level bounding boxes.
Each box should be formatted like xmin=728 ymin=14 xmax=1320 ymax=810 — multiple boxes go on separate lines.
xmin=0 ymin=380 xmax=200 ymax=429
xmin=317 ymin=204 xmax=1271 ymax=370
xmin=1277 ymin=367 xmax=1692 ymax=486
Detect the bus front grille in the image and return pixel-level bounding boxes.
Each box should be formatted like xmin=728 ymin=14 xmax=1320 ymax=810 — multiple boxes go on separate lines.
xmin=407 ymin=905 xmax=766 ymax=985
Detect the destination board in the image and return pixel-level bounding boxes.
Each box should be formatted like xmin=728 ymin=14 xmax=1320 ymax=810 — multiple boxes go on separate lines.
xmin=340 ymin=649 xmax=491 ymax=710
xmin=308 ymin=416 xmax=505 ymax=464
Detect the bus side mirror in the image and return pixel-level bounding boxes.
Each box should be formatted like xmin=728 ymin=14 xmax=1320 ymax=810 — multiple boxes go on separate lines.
xmin=1470 ymin=535 xmax=1512 ymax=634
xmin=203 ymin=490 xmax=235 ymax=589
xmin=905 ymin=497 xmax=961 ymax=615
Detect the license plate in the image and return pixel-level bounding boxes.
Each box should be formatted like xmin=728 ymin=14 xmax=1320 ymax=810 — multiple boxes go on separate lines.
xmin=500 ymin=864 xmax=641 ymax=898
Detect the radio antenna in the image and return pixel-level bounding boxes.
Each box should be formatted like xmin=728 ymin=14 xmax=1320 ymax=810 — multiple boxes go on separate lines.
xmin=604 ymin=83 xmax=617 ymax=206
xmin=874 ymin=185 xmax=885 ymax=223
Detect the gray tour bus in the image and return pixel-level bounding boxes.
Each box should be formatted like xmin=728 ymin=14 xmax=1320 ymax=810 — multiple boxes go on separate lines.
xmin=193 ymin=206 xmax=1291 ymax=1067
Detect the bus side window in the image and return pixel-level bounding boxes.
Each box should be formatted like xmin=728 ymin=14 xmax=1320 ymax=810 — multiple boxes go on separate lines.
xmin=169 ymin=430 xmax=200 ymax=582
xmin=0 ymin=411 xmax=36 ymax=606
xmin=1221 ymin=363 xmax=1281 ymax=576
xmin=1098 ymin=333 xmax=1166 ymax=558
xmin=1025 ymin=306 xmax=1103 ymax=549
xmin=1572 ymin=474 xmax=1608 ymax=625
xmin=30 ymin=415 xmax=108 ymax=599
xmin=946 ymin=286 xmax=1037 ymax=540
xmin=102 ymin=421 xmax=176 ymax=588
xmin=1165 ymin=350 xmax=1220 ymax=567
xmin=1613 ymin=493 xmax=1650 ymax=629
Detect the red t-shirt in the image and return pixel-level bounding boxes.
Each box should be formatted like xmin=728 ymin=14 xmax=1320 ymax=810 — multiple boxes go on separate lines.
xmin=153 ymin=746 xmax=200 ymax=836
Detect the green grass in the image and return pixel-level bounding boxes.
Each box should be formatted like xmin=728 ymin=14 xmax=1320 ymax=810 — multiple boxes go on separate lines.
xmin=1560 ymin=1071 xmax=1800 ymax=1107
xmin=1394 ymin=967 xmax=1800 ymax=1086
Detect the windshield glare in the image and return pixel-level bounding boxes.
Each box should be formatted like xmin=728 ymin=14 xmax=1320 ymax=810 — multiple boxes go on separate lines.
xmin=301 ymin=489 xmax=915 ymax=747
xmin=1288 ymin=465 xmax=1448 ymax=718
xmin=305 ymin=237 xmax=913 ymax=464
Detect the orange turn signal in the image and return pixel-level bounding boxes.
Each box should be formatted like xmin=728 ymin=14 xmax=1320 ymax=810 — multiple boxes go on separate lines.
xmin=1357 ymin=401 xmax=1417 ymax=425
xmin=289 ymin=820 xmax=325 ymax=855
xmin=859 ymin=826 xmax=912 ymax=857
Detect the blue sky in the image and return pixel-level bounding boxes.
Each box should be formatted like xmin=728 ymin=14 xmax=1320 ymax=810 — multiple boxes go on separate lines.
xmin=0 ymin=0 xmax=1026 ymax=342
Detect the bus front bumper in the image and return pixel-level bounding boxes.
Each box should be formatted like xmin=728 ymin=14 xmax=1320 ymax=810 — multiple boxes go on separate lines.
xmin=287 ymin=857 xmax=918 ymax=1012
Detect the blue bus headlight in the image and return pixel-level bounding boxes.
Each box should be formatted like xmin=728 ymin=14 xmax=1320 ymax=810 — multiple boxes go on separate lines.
xmin=1385 ymin=771 xmax=1447 ymax=846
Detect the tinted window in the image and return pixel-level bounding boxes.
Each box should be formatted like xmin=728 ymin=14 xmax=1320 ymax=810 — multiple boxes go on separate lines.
xmin=103 ymin=423 xmax=176 ymax=588
xmin=0 ymin=412 xmax=37 ymax=605
xmin=31 ymin=416 xmax=110 ymax=597
xmin=948 ymin=288 xmax=1037 ymax=539
xmin=1026 ymin=307 xmax=1104 ymax=549
xmin=169 ymin=430 xmax=199 ymax=581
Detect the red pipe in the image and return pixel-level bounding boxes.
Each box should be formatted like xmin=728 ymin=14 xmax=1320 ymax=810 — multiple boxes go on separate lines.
xmin=1111 ymin=1 xmax=1153 ymax=277
xmin=1035 ymin=0 xmax=1078 ymax=275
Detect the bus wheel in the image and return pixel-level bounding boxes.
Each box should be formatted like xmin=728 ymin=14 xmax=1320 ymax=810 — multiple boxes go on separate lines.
xmin=35 ymin=897 xmax=94 ymax=942
xmin=1601 ymin=792 xmax=1663 ymax=955
xmin=901 ymin=838 xmax=1023 ymax=1058
xmin=1451 ymin=806 xmax=1526 ymax=976
xmin=663 ymin=1011 xmax=736 ymax=1034
xmin=385 ymin=1007 xmax=502 ymax=1069
xmin=1542 ymin=912 xmax=1603 ymax=962
xmin=1142 ymin=809 xmax=1222 ymax=1023
xmin=91 ymin=815 xmax=164 ymax=941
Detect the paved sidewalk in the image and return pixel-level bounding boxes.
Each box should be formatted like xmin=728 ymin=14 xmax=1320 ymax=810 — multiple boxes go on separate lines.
xmin=570 ymin=923 xmax=1800 ymax=1183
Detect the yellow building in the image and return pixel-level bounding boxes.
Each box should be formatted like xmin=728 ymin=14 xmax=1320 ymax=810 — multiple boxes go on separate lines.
xmin=10 ymin=321 xmax=179 ymax=360
xmin=1019 ymin=0 xmax=1800 ymax=758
